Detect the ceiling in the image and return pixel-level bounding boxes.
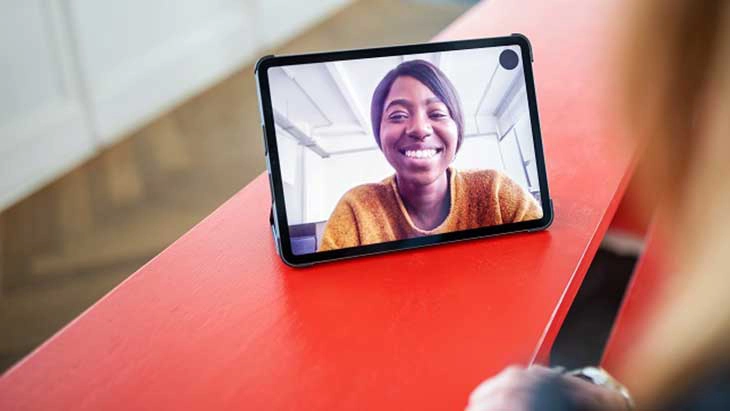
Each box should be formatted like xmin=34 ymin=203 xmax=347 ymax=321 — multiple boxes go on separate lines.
xmin=269 ymin=46 xmax=523 ymax=157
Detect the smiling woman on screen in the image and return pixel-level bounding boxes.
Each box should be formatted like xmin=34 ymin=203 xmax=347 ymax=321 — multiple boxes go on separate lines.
xmin=318 ymin=59 xmax=542 ymax=252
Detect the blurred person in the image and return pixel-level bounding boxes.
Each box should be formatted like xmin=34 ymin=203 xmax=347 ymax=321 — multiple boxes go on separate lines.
xmin=465 ymin=0 xmax=730 ymax=410
xmin=319 ymin=59 xmax=542 ymax=251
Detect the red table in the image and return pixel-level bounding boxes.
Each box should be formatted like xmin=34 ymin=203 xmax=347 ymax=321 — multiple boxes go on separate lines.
xmin=601 ymin=224 xmax=666 ymax=374
xmin=0 ymin=0 xmax=634 ymax=409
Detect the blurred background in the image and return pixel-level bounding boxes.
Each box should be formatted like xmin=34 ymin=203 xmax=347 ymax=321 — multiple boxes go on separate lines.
xmin=0 ymin=0 xmax=477 ymax=371
xmin=269 ymin=47 xmax=540 ymax=254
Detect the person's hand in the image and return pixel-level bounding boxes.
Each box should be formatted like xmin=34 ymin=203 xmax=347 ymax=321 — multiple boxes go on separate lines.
xmin=466 ymin=365 xmax=631 ymax=411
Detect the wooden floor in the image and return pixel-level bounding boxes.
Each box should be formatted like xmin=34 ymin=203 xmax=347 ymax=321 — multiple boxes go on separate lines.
xmin=0 ymin=0 xmax=468 ymax=372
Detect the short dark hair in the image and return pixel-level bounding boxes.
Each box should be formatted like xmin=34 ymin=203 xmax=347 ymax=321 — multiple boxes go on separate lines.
xmin=370 ymin=59 xmax=464 ymax=150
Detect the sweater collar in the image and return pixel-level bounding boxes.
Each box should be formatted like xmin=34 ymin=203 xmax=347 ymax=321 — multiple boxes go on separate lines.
xmin=389 ymin=167 xmax=458 ymax=235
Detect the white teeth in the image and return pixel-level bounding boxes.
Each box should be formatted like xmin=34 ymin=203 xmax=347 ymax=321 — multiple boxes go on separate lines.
xmin=404 ymin=149 xmax=437 ymax=159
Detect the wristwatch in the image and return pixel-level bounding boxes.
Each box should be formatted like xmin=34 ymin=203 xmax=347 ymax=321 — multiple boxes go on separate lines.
xmin=565 ymin=366 xmax=635 ymax=410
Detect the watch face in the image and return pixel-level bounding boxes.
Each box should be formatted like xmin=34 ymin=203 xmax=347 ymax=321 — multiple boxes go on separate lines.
xmin=566 ymin=367 xmax=606 ymax=385
xmin=565 ymin=367 xmax=635 ymax=410
xmin=583 ymin=367 xmax=609 ymax=385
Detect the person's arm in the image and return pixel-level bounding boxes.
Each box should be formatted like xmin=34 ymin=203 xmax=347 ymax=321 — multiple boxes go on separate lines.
xmin=318 ymin=198 xmax=361 ymax=252
xmin=496 ymin=174 xmax=543 ymax=223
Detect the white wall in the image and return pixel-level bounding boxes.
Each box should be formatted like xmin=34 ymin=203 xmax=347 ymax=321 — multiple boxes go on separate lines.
xmin=68 ymin=0 xmax=260 ymax=143
xmin=304 ymin=149 xmax=394 ymax=223
xmin=497 ymin=86 xmax=539 ymax=192
xmin=255 ymin=0 xmax=353 ymax=50
xmin=0 ymin=0 xmax=351 ymax=211
xmin=0 ymin=1 xmax=96 ymax=210
xmin=453 ymin=134 xmax=503 ymax=172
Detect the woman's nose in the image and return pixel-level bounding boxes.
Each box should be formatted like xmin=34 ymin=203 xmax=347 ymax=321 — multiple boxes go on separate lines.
xmin=406 ymin=114 xmax=432 ymax=140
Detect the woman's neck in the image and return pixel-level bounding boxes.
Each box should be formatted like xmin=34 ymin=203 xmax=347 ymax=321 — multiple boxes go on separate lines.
xmin=396 ymin=171 xmax=451 ymax=230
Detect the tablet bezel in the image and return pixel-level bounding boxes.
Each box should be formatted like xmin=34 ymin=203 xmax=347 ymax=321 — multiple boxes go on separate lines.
xmin=255 ymin=34 xmax=553 ymax=267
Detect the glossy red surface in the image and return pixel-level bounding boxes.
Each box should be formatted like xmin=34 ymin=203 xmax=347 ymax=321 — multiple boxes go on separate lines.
xmin=601 ymin=225 xmax=666 ymax=372
xmin=0 ymin=0 xmax=635 ymax=409
xmin=607 ymin=174 xmax=649 ymax=237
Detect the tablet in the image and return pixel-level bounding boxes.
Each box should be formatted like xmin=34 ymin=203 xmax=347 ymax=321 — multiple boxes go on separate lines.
xmin=256 ymin=34 xmax=553 ymax=266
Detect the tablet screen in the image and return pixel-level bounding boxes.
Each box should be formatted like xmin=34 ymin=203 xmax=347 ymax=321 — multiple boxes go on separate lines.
xmin=266 ymin=45 xmax=544 ymax=256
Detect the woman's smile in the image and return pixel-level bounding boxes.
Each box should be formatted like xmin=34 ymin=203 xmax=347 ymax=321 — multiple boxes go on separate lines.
xmin=399 ymin=145 xmax=444 ymax=160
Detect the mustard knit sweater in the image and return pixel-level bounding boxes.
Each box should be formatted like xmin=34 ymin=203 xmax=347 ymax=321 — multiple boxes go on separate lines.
xmin=318 ymin=168 xmax=543 ymax=251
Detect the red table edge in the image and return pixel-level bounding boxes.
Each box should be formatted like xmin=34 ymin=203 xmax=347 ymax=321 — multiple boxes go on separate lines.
xmin=600 ymin=219 xmax=663 ymax=369
xmin=530 ymin=153 xmax=640 ymax=364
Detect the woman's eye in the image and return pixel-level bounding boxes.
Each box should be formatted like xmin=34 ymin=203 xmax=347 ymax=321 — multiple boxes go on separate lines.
xmin=429 ymin=111 xmax=448 ymax=119
xmin=388 ymin=113 xmax=408 ymax=121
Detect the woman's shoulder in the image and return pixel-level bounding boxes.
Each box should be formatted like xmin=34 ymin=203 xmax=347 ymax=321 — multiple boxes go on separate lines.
xmin=455 ymin=168 xmax=506 ymax=188
xmin=454 ymin=168 xmax=541 ymax=221
xmin=454 ymin=168 xmax=528 ymax=199
xmin=338 ymin=177 xmax=395 ymax=204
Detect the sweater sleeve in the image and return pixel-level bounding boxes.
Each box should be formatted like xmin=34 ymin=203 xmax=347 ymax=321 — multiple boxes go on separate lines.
xmin=318 ymin=197 xmax=361 ymax=252
xmin=496 ymin=174 xmax=544 ymax=223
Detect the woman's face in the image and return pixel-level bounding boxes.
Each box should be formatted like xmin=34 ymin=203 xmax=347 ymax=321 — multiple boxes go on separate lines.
xmin=379 ymin=76 xmax=459 ymax=187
